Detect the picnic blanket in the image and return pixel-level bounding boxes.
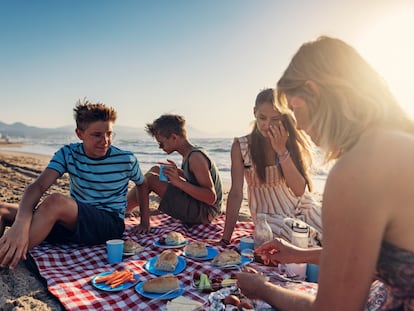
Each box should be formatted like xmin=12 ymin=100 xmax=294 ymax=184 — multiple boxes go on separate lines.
xmin=29 ymin=214 xmax=318 ymax=310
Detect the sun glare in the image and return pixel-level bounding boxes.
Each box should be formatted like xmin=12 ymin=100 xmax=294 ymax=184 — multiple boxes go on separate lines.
xmin=356 ymin=7 xmax=414 ymax=117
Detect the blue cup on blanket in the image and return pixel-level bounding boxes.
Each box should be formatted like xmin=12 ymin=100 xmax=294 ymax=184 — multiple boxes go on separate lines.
xmin=106 ymin=239 xmax=124 ymax=264
xmin=239 ymin=237 xmax=254 ymax=253
xmin=159 ymin=164 xmax=168 ymax=182
xmin=306 ymin=264 xmax=319 ymax=283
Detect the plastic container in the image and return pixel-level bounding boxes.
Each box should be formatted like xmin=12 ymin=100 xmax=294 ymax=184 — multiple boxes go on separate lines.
xmin=291 ymin=222 xmax=309 ymax=248
xmin=286 ymin=222 xmax=309 ymax=280
xmin=159 ymin=164 xmax=168 ymax=181
xmin=306 ymin=263 xmax=319 ymax=283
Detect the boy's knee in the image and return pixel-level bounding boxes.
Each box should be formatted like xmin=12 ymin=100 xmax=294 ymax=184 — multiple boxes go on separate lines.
xmin=145 ymin=170 xmax=160 ymax=188
xmin=36 ymin=193 xmax=67 ymax=212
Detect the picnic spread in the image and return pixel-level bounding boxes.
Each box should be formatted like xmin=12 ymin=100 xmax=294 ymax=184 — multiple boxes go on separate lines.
xmin=29 ymin=214 xmax=318 ymax=310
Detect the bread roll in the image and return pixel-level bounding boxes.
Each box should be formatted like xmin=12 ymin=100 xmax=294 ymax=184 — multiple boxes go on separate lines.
xmin=155 ymin=250 xmax=178 ymax=272
xmin=123 ymin=240 xmax=143 ymax=254
xmin=142 ymin=274 xmax=179 ymax=293
xmin=212 ymin=250 xmax=241 ymax=266
xmin=165 ymin=231 xmax=186 ymax=245
xmin=183 ymin=242 xmax=208 ymax=257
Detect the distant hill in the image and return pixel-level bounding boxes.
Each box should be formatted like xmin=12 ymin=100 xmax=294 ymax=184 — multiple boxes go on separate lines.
xmin=0 ymin=121 xmax=226 ymax=140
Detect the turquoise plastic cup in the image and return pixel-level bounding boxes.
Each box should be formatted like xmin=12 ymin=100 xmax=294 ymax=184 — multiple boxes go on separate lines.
xmin=106 ymin=239 xmax=124 ymax=264
xmin=159 ymin=164 xmax=168 ymax=181
xmin=306 ymin=264 xmax=319 ymax=283
xmin=239 ymin=237 xmax=254 ymax=252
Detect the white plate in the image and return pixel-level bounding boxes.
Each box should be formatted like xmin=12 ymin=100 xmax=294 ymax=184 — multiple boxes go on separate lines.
xmin=91 ymin=271 xmax=139 ymax=291
xmin=135 ymin=282 xmax=184 ymax=299
xmin=153 ymin=239 xmax=189 ymax=249
xmin=123 ymin=251 xmax=137 ymax=256
xmin=144 ymin=255 xmax=186 ymax=276
xmin=212 ymin=255 xmax=253 ymax=269
xmin=183 ymin=245 xmax=219 ymax=261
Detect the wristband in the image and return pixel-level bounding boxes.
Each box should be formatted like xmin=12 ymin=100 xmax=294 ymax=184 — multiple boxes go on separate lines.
xmin=279 ymin=152 xmax=290 ymax=163
xmin=278 ymin=150 xmax=289 ymax=158
xmin=276 ymin=150 xmax=290 ymax=166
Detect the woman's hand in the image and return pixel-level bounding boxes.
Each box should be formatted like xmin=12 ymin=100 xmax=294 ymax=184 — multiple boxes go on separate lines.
xmin=255 ymin=238 xmax=305 ymax=265
xmin=236 ymin=271 xmax=268 ymax=300
xmin=268 ymin=120 xmax=289 ymax=154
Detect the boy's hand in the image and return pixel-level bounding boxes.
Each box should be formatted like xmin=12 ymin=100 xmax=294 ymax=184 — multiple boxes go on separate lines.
xmin=131 ymin=223 xmax=151 ymax=234
xmin=0 ymin=224 xmax=29 ymax=269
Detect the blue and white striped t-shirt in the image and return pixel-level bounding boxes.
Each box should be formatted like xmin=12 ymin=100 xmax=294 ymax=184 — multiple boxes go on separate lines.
xmin=47 ymin=143 xmax=144 ymax=219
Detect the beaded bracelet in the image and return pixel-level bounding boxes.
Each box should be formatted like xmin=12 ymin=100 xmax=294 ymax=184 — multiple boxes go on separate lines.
xmin=278 ymin=151 xmax=290 ymax=164
xmin=278 ymin=150 xmax=289 ymax=158
xmin=276 ymin=150 xmax=290 ymax=166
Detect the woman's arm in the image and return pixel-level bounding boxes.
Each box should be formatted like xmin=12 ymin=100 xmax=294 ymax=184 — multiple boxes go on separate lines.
xmin=255 ymin=238 xmax=322 ymax=265
xmin=269 ymin=121 xmax=306 ymax=196
xmin=239 ymin=148 xmax=386 ymax=310
xmin=237 ymin=272 xmax=315 ymax=310
xmin=221 ymin=139 xmax=245 ymax=243
xmin=312 ymin=152 xmax=386 ymax=311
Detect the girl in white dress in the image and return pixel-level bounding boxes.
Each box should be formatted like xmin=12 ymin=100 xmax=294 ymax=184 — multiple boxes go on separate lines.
xmin=220 ymin=88 xmax=322 ymax=247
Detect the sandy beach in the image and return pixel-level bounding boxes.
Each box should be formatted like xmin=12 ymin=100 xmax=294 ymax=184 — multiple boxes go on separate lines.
xmin=0 ymin=149 xmax=250 ymax=310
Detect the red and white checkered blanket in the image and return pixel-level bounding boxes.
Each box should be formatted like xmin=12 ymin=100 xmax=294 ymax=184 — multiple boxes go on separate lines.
xmin=29 ymin=214 xmax=317 ymax=310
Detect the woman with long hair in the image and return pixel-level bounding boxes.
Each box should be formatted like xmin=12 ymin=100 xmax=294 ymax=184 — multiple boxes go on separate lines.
xmin=220 ymin=88 xmax=322 ymax=247
xmin=237 ymin=36 xmax=414 ymax=310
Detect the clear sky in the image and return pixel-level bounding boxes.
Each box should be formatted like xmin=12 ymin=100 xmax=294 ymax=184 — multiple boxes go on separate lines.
xmin=1 ymin=0 xmax=413 ymax=137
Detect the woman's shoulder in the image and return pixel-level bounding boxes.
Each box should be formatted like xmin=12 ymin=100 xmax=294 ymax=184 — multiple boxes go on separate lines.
xmin=234 ymin=134 xmax=250 ymax=144
xmin=326 ymin=128 xmax=414 ymax=202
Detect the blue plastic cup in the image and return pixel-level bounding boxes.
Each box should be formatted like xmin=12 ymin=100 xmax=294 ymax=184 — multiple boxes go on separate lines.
xmin=159 ymin=164 xmax=168 ymax=181
xmin=239 ymin=237 xmax=254 ymax=252
xmin=306 ymin=264 xmax=319 ymax=283
xmin=106 ymin=239 xmax=124 ymax=264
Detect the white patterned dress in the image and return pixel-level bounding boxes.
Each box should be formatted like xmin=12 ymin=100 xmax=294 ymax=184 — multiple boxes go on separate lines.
xmin=238 ymin=136 xmax=323 ymax=246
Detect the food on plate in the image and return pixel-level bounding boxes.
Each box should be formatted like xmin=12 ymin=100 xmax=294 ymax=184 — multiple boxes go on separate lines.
xmin=142 ymin=274 xmax=179 ymax=293
xmin=183 ymin=241 xmax=208 ymax=257
xmin=238 ymin=299 xmax=254 ymax=309
xmin=212 ymin=250 xmax=241 ymax=266
xmin=165 ymin=231 xmax=186 ymax=245
xmin=223 ymin=294 xmax=253 ymax=309
xmin=94 ymin=269 xmax=135 ymax=288
xmin=197 ymin=273 xmax=212 ymax=291
xmin=154 ymin=250 xmax=178 ymax=272
xmin=193 ymin=272 xmax=234 ymax=293
xmin=166 ymin=296 xmax=204 ymax=311
xmin=123 ymin=239 xmax=143 ymax=254
xmin=223 ymin=294 xmax=241 ymax=306
xmin=221 ymin=278 xmax=237 ymax=287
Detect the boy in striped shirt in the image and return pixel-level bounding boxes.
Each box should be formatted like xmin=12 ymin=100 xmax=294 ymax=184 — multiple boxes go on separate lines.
xmin=0 ymin=99 xmax=147 ymax=269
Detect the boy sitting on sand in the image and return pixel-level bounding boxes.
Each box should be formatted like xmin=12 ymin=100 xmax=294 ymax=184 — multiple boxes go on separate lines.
xmin=0 ymin=99 xmax=147 ymax=269
xmin=126 ymin=114 xmax=223 ymax=233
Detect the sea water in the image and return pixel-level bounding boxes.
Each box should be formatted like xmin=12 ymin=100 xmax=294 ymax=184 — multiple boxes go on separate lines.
xmin=0 ymin=136 xmax=329 ymax=194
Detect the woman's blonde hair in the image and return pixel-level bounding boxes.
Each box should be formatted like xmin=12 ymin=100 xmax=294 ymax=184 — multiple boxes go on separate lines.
xmin=277 ymin=36 xmax=414 ymax=161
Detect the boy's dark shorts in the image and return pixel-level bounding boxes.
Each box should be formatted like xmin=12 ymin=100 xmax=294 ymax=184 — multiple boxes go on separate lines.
xmin=159 ymin=185 xmax=220 ymax=224
xmin=45 ymin=202 xmax=125 ymax=245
